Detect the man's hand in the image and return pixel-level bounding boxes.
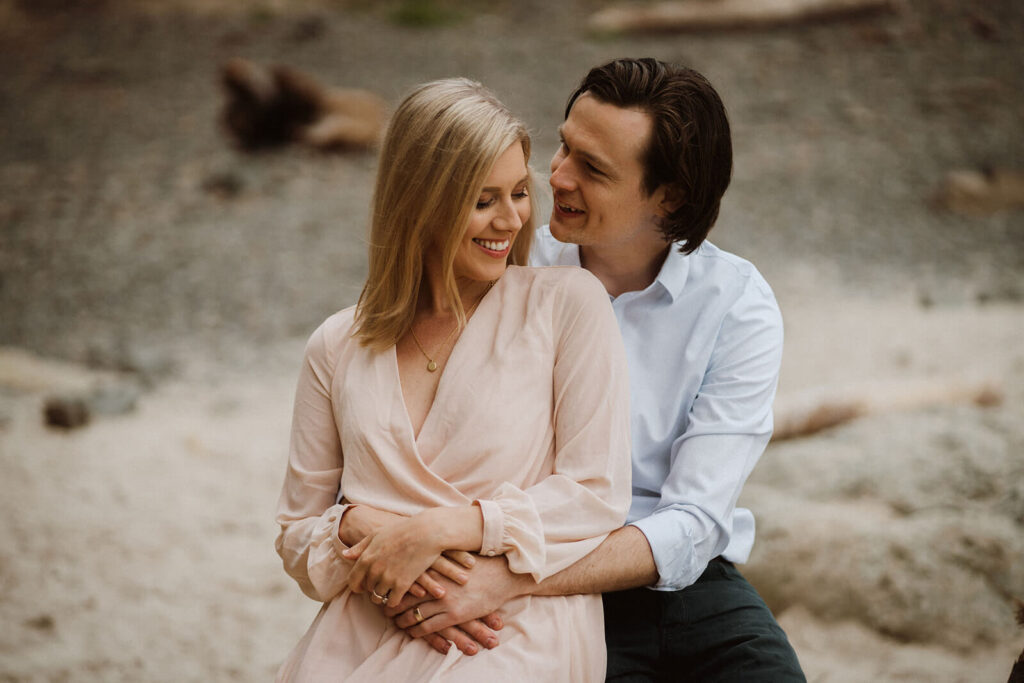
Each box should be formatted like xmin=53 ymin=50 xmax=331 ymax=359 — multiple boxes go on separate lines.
xmin=384 ymin=556 xmax=533 ymax=654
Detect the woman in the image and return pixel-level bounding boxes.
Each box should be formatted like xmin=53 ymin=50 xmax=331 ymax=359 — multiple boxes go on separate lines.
xmin=274 ymin=78 xmax=631 ymax=681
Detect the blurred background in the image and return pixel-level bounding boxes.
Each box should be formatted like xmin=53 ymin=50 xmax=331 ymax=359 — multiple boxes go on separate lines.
xmin=1 ymin=1 xmax=1021 ymax=681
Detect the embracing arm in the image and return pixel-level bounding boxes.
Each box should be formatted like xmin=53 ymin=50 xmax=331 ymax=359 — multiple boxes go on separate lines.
xmin=530 ymin=524 xmax=657 ymax=595
xmin=275 ymin=318 xmax=354 ymax=602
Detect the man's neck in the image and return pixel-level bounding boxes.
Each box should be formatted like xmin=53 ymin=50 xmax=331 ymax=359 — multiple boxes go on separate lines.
xmin=580 ymin=241 xmax=671 ymax=298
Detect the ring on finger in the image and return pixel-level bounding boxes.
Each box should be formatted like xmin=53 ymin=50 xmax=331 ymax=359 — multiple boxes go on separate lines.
xmin=381 ymin=589 xmax=392 ymax=606
xmin=371 ymin=589 xmax=386 ymax=602
xmin=414 ymin=607 xmax=424 ymax=623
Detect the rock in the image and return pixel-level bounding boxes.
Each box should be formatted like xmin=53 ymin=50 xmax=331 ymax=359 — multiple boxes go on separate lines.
xmin=201 ymin=171 xmax=244 ymax=199
xmin=87 ymin=381 xmax=141 ymax=417
xmin=24 ymin=614 xmax=56 ymax=632
xmin=43 ymin=395 xmax=90 ymax=430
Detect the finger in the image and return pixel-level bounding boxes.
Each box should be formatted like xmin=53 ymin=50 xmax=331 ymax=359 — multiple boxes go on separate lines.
xmin=346 ymin=557 xmax=369 ymax=594
xmin=368 ymin=584 xmax=386 ymax=605
xmin=457 ymin=619 xmax=499 ymax=650
xmin=430 ymin=556 xmax=469 ymax=586
xmin=394 ymin=603 xmax=432 ymax=629
xmin=480 ymin=612 xmax=503 ymax=631
xmin=437 ymin=626 xmax=479 ymax=656
xmin=443 ymin=550 xmax=476 ymax=569
xmin=407 ymin=609 xmax=460 ymax=638
xmin=422 ymin=632 xmax=450 ymax=655
xmin=415 ymin=571 xmax=447 ymax=599
xmin=386 ymin=584 xmax=409 ymax=609
xmin=382 ymin=592 xmax=427 ymax=618
xmin=342 ymin=535 xmax=370 ymax=560
xmin=409 ymin=583 xmax=426 ymax=599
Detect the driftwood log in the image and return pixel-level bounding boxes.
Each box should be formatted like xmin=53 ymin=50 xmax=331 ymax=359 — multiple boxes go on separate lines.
xmin=220 ymin=58 xmax=387 ymax=151
xmin=933 ymin=167 xmax=1024 ymax=216
xmin=772 ymin=377 xmax=1003 ymax=441
xmin=588 ymin=0 xmax=893 ymax=34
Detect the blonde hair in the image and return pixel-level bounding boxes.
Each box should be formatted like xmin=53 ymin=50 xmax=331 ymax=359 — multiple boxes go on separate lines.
xmin=354 ymin=78 xmax=536 ymax=351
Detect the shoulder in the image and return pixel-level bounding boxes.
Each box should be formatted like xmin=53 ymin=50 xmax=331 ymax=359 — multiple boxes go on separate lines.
xmin=502 ymin=265 xmax=608 ymax=306
xmin=685 ymin=244 xmax=783 ymax=356
xmin=690 ymin=242 xmax=775 ymax=301
xmin=684 ymin=243 xmax=780 ymax=326
xmin=303 ymin=305 xmax=358 ymax=368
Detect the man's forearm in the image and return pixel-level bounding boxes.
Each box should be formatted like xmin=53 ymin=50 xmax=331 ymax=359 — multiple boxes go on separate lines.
xmin=529 ymin=524 xmax=658 ymax=596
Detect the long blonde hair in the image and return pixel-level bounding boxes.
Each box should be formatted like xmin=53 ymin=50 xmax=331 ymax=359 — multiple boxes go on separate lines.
xmin=354 ymin=78 xmax=535 ymax=351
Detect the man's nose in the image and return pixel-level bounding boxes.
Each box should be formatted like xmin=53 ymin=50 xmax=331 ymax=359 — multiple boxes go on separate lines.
xmin=549 ymin=154 xmax=575 ymax=192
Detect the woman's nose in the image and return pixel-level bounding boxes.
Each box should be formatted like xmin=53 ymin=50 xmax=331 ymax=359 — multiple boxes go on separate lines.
xmin=494 ymin=199 xmax=523 ymax=231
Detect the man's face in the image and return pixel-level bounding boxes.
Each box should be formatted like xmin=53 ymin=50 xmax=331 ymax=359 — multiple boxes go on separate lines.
xmin=549 ymin=93 xmax=668 ymax=250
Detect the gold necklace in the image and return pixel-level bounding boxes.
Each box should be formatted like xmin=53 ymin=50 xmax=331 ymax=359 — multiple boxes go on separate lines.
xmin=410 ymin=282 xmax=493 ymax=372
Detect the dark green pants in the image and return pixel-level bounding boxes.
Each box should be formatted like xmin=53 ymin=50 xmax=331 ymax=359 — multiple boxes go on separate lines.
xmin=602 ymin=559 xmax=805 ymax=682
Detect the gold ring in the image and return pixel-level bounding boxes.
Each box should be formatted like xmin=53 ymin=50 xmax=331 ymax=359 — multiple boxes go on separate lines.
xmin=414 ymin=608 xmax=424 ymax=623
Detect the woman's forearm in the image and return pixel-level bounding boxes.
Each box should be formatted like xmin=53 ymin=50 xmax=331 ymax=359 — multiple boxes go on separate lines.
xmin=339 ymin=504 xmax=405 ymax=546
xmin=417 ymin=505 xmax=484 ymax=553
xmin=340 ymin=504 xmax=483 ymax=554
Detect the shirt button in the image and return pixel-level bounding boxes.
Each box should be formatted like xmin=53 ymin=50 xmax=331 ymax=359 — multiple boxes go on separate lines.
xmin=486 ymin=550 xmax=496 ymax=557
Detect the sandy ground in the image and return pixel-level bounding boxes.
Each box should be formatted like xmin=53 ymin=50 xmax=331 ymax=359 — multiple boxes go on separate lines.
xmin=1 ymin=0 xmax=1022 ymax=681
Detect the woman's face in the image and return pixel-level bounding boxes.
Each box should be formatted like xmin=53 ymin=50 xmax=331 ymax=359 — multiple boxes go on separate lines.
xmin=452 ymin=142 xmax=531 ymax=284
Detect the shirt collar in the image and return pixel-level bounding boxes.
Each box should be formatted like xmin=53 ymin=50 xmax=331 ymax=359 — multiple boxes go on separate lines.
xmin=653 ymin=243 xmax=691 ymax=302
xmin=549 ymin=237 xmax=690 ymax=302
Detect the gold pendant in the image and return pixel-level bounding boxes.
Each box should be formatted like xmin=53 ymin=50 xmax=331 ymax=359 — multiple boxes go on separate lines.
xmin=427 ymin=360 xmax=438 ymax=372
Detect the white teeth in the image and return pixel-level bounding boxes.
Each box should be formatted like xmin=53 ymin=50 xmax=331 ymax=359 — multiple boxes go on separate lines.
xmin=474 ymin=239 xmax=510 ymax=251
xmin=558 ymin=202 xmax=582 ymax=214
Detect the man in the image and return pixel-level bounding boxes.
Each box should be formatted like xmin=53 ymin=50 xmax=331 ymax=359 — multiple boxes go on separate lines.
xmin=380 ymin=58 xmax=805 ymax=679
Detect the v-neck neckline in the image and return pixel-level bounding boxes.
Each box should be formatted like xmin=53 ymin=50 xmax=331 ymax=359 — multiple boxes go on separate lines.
xmin=393 ymin=280 xmax=497 ymax=445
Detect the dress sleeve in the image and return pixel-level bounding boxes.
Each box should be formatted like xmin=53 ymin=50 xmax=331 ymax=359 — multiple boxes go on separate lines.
xmin=274 ymin=317 xmax=356 ymax=602
xmin=477 ymin=270 xmax=633 ymax=581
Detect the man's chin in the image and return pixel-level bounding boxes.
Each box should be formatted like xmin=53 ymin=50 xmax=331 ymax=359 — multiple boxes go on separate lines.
xmin=549 ymin=217 xmax=585 ymax=245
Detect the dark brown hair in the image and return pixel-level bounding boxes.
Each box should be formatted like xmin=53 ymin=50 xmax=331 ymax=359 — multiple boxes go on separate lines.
xmin=566 ymin=58 xmax=732 ymax=253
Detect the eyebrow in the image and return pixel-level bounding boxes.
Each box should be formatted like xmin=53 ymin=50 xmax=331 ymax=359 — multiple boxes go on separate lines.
xmin=480 ymin=174 xmax=530 ymax=192
xmin=558 ymin=125 xmax=615 ymax=175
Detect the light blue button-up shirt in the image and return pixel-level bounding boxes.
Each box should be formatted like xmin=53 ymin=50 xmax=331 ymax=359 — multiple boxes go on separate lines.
xmin=532 ymin=226 xmax=784 ymax=590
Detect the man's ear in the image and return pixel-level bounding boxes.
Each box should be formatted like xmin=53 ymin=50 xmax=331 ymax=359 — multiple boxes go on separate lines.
xmin=654 ymin=185 xmax=684 ymax=218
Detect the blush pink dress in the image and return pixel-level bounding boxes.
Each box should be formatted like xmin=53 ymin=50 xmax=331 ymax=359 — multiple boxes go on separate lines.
xmin=274 ymin=266 xmax=632 ymax=682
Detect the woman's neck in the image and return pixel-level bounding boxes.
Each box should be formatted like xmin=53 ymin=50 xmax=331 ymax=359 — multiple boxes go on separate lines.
xmin=419 ymin=260 xmax=494 ymax=317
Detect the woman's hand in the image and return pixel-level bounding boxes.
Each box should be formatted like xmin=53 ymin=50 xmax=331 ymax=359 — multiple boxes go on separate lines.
xmin=340 ymin=505 xmax=477 ymax=600
xmin=342 ymin=506 xmax=483 ymax=608
xmin=343 ymin=514 xmax=444 ymax=608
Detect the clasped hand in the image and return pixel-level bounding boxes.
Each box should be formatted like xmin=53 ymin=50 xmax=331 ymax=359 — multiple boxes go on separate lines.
xmin=342 ymin=508 xmax=471 ymax=608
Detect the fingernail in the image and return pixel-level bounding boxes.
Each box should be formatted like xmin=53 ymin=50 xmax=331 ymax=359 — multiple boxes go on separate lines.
xmin=464 ymin=645 xmax=477 ymax=655
xmin=457 ymin=573 xmax=468 ymax=583
xmin=485 ymin=638 xmax=497 ymax=648
xmin=465 ymin=555 xmax=476 ymax=566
